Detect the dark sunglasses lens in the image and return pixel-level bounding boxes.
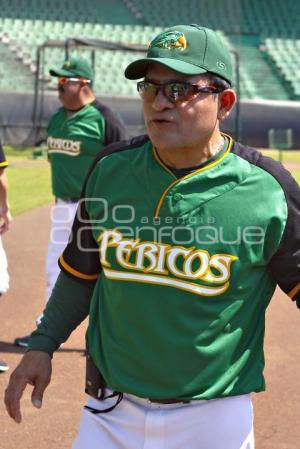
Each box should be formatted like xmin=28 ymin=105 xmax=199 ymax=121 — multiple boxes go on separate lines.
xmin=137 ymin=82 xmax=199 ymax=103
xmin=165 ymin=83 xmax=191 ymax=102
xmin=137 ymin=82 xmax=156 ymax=99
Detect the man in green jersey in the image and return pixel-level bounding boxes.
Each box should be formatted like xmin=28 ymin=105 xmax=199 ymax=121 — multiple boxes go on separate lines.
xmin=14 ymin=56 xmax=128 ymax=348
xmin=5 ymin=25 xmax=300 ymax=448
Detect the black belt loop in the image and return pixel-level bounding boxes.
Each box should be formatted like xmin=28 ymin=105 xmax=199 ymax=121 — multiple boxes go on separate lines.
xmin=85 ymin=352 xmax=124 ymax=413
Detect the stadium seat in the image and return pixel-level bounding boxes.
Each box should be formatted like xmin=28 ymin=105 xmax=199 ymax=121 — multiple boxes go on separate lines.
xmin=264 ymin=37 xmax=300 ymax=99
xmin=0 ymin=0 xmax=298 ymax=99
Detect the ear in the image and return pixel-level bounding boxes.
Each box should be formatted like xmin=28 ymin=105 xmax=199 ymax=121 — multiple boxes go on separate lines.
xmin=217 ymin=89 xmax=237 ymax=121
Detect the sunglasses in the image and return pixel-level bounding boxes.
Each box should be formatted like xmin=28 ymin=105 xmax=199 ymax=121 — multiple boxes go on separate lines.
xmin=137 ymin=80 xmax=224 ymax=103
xmin=58 ymin=76 xmax=91 ymax=86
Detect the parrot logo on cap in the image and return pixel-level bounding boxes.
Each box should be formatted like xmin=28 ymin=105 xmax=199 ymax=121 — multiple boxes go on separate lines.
xmin=150 ymin=31 xmax=187 ymax=51
xmin=63 ymin=61 xmax=72 ymax=69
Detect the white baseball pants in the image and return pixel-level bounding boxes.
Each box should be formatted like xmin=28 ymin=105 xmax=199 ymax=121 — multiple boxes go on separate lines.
xmin=0 ymin=236 xmax=9 ymax=294
xmin=45 ymin=199 xmax=78 ymax=300
xmin=72 ymin=390 xmax=254 ymax=449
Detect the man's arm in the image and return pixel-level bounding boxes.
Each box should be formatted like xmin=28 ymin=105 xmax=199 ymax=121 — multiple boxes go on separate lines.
xmin=5 ymin=271 xmax=94 ymax=422
xmin=268 ymin=164 xmax=300 ymax=306
xmin=0 ymin=167 xmax=11 ymax=234
xmin=29 ymin=271 xmax=94 ymax=353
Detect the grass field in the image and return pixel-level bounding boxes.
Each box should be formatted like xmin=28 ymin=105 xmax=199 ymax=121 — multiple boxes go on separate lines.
xmin=4 ymin=146 xmax=52 ymax=217
xmin=260 ymin=149 xmax=300 ymax=163
xmin=4 ymin=146 xmax=300 ymax=217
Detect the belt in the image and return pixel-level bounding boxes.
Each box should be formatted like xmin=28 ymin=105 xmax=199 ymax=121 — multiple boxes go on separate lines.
xmin=85 ymin=392 xmax=190 ymax=415
xmin=148 ymin=397 xmax=190 ymax=404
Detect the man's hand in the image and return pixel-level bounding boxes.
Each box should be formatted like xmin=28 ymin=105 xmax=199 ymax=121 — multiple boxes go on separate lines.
xmin=4 ymin=351 xmax=52 ymax=423
xmin=0 ymin=207 xmax=12 ymax=234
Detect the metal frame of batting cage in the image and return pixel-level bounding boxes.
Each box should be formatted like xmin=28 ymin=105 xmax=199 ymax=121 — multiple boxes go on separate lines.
xmin=32 ymin=38 xmax=240 ymax=144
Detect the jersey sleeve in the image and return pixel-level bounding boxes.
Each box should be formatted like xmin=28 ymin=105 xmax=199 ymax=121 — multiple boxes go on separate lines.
xmin=268 ymin=169 xmax=300 ymax=307
xmin=92 ymin=100 xmax=129 ymax=145
xmin=0 ymin=142 xmax=8 ymax=169
xmin=104 ymin=111 xmax=129 ymax=146
xmin=28 ymin=271 xmax=94 ymax=355
xmin=232 ymin=143 xmax=300 ymax=308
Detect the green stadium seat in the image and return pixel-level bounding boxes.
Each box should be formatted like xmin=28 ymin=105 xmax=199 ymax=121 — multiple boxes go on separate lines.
xmin=264 ymin=37 xmax=300 ymax=99
xmin=0 ymin=0 xmax=298 ymax=99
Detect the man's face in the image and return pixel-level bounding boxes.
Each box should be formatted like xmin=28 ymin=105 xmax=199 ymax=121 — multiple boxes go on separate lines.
xmin=57 ymin=77 xmax=82 ymax=108
xmin=142 ymin=64 xmax=223 ymax=153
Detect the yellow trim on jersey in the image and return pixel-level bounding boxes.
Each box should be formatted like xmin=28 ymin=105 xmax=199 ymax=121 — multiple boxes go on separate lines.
xmin=288 ymin=282 xmax=300 ymax=299
xmin=59 ymin=255 xmax=99 ymax=280
xmin=0 ymin=161 xmax=8 ymax=167
xmin=48 ymin=149 xmax=80 ymax=156
xmin=103 ymin=267 xmax=229 ymax=296
xmin=152 ymin=147 xmax=177 ymax=179
xmin=154 ymin=133 xmax=233 ymax=218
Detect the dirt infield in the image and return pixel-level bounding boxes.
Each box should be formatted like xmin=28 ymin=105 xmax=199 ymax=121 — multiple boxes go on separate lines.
xmin=0 ymin=204 xmax=299 ymax=449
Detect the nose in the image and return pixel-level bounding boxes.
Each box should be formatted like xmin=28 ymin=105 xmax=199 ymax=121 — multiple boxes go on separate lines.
xmin=151 ymin=87 xmax=174 ymax=111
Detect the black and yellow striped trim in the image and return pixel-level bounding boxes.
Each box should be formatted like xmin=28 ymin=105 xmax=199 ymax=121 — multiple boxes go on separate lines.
xmin=59 ymin=255 xmax=99 ymax=281
xmin=153 ymin=133 xmax=233 ymax=218
xmin=288 ymin=282 xmax=300 ymax=299
xmin=0 ymin=161 xmax=8 ymax=168
xmin=152 ymin=147 xmax=177 ymax=179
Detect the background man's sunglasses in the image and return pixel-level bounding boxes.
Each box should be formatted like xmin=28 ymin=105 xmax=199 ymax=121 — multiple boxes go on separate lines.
xmin=58 ymin=77 xmax=91 ymax=86
xmin=137 ymin=80 xmax=224 ymax=103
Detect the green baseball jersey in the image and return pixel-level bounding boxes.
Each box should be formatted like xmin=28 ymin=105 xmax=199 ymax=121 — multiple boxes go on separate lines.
xmin=47 ymin=99 xmax=127 ymax=199
xmin=59 ymin=133 xmax=300 ymax=401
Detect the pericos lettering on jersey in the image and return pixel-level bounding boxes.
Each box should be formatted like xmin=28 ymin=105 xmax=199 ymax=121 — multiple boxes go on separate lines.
xmin=98 ymin=229 xmax=238 ymax=296
xmin=47 ymin=136 xmax=81 ymax=155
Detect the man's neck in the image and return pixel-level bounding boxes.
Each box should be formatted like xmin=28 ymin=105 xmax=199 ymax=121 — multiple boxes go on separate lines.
xmin=64 ymin=94 xmax=96 ymax=112
xmin=155 ymin=134 xmax=225 ymax=169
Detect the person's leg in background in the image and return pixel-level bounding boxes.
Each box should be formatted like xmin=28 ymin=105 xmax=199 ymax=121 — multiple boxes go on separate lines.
xmin=14 ymin=199 xmax=78 ymax=347
xmin=45 ymin=199 xmax=78 ymax=301
xmin=0 ymin=235 xmax=9 ymax=372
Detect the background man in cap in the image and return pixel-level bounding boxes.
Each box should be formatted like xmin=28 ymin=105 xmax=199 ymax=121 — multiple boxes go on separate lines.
xmin=5 ymin=25 xmax=300 ymax=449
xmin=14 ymin=56 xmax=128 ymax=348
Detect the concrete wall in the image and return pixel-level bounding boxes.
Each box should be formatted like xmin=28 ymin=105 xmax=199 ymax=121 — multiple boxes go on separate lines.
xmin=0 ymin=91 xmax=299 ymax=149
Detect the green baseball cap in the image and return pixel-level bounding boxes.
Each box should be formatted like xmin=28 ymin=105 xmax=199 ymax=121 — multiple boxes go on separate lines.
xmin=125 ymin=24 xmax=233 ymax=84
xmin=49 ymin=56 xmax=94 ymax=81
